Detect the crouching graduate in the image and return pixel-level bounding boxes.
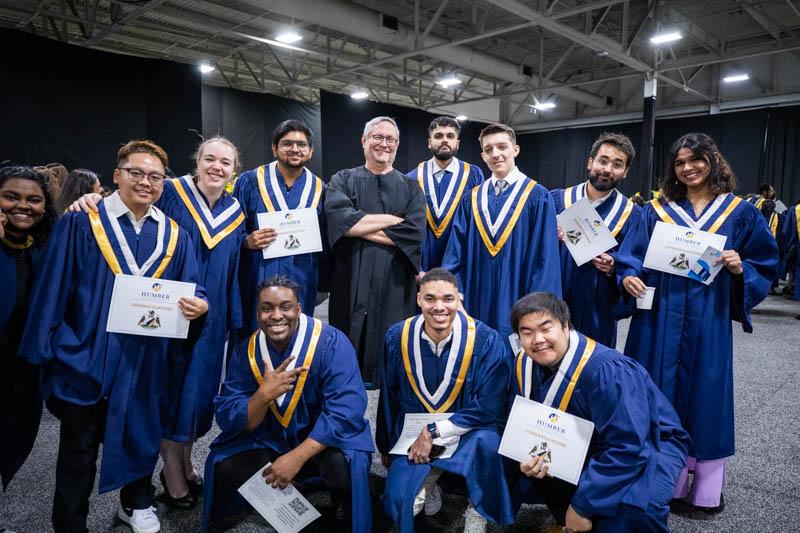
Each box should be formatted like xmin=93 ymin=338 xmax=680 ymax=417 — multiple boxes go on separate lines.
xmin=17 ymin=140 xmax=208 ymax=533
xmin=202 ymin=275 xmax=374 ymax=532
xmin=507 ymin=293 xmax=690 ymax=532
xmin=377 ymin=268 xmax=515 ymax=532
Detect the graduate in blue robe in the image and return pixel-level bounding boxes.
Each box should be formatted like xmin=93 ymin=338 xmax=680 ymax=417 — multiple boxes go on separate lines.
xmin=0 ymin=165 xmax=57 ymax=492
xmin=442 ymin=125 xmax=560 ymax=343
xmin=203 ymin=277 xmax=374 ymax=532
xmin=234 ymin=122 xmax=325 ymax=344
xmin=406 ymin=116 xmax=485 ymax=271
xmin=17 ymin=142 xmax=208 ymax=532
xmin=377 ymin=269 xmax=514 ymax=531
xmin=780 ymin=204 xmax=799 ymax=300
xmin=550 ymin=135 xmax=649 ymax=349
xmin=508 ymin=293 xmax=689 ymax=532
xmin=622 ymin=133 xmax=778 ymax=510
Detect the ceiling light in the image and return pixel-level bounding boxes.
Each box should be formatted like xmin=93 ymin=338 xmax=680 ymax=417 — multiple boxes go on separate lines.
xmin=650 ymin=31 xmax=682 ymax=45
xmin=532 ymin=102 xmax=556 ymax=110
xmin=437 ymin=77 xmax=461 ymax=88
xmin=350 ymin=91 xmax=369 ymax=100
xmin=455 ymin=115 xmax=468 ymax=121
xmin=275 ymin=30 xmax=303 ymax=44
xmin=723 ymin=73 xmax=750 ymax=83
xmin=198 ymin=63 xmax=215 ymax=74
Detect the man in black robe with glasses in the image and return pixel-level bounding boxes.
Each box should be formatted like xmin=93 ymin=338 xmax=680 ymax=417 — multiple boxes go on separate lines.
xmin=324 ymin=116 xmax=425 ymax=388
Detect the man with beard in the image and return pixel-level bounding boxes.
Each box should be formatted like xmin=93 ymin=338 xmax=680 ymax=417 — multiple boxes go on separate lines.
xmin=324 ymin=116 xmax=426 ymax=388
xmin=406 ymin=117 xmax=485 ymax=271
xmin=234 ymin=120 xmax=326 ymax=344
xmin=377 ymin=268 xmax=514 ymax=531
xmin=202 ymin=276 xmax=374 ymax=532
xmin=550 ymin=132 xmax=646 ymax=347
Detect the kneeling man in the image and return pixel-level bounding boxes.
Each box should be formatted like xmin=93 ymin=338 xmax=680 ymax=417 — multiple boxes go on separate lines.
xmin=509 ymin=292 xmax=690 ymax=532
xmin=377 ymin=268 xmax=514 ymax=531
xmin=202 ymin=276 xmax=374 ymax=532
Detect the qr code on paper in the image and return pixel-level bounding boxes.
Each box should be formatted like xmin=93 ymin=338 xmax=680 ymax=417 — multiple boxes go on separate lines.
xmin=288 ymin=496 xmax=309 ymax=516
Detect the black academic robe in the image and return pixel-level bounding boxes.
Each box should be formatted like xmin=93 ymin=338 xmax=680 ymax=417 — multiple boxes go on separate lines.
xmin=324 ymin=166 xmax=425 ymax=387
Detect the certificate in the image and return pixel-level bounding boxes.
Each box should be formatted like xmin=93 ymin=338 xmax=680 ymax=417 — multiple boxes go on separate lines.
xmin=238 ymin=463 xmax=321 ymax=533
xmin=499 ymin=395 xmax=594 ymax=485
xmin=106 ymin=274 xmax=196 ymax=339
xmin=388 ymin=413 xmax=460 ymax=460
xmin=643 ymin=222 xmax=727 ymax=280
xmin=556 ymin=198 xmax=618 ymax=266
xmin=258 ymin=208 xmax=323 ymax=260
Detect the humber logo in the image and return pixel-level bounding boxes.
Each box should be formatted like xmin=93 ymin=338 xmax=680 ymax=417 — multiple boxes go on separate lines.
xmin=685 ymin=231 xmax=695 ymax=238
xmin=548 ymin=413 xmax=559 ymax=423
xmin=284 ymin=212 xmax=294 ymax=220
xmin=592 ymin=220 xmax=602 ymax=228
xmin=151 ymin=282 xmax=163 ymax=292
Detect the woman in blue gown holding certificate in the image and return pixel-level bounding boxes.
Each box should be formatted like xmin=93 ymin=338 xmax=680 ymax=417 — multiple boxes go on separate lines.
xmin=622 ymin=133 xmax=778 ymax=512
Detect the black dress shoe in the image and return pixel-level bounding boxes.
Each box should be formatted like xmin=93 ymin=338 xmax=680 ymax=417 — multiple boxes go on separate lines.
xmin=158 ymin=470 xmax=198 ymax=510
xmin=186 ymin=474 xmax=204 ymax=497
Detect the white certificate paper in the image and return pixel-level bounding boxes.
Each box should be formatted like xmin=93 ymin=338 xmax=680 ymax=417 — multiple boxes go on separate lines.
xmin=258 ymin=208 xmax=323 ymax=260
xmin=499 ymin=395 xmax=594 ymax=485
xmin=389 ymin=413 xmax=460 ymax=460
xmin=643 ymin=222 xmax=727 ymax=279
xmin=106 ymin=274 xmax=196 ymax=339
xmin=238 ymin=463 xmax=321 ymax=533
xmin=556 ymin=198 xmax=618 ymax=266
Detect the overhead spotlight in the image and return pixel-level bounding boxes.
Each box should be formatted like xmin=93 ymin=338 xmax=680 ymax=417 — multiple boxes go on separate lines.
xmin=437 ymin=76 xmax=461 ymax=88
xmin=650 ymin=31 xmax=682 ymax=45
xmin=455 ymin=115 xmax=468 ymax=121
xmin=350 ymin=90 xmax=369 ymax=100
xmin=199 ymin=63 xmax=215 ymax=74
xmin=532 ymin=102 xmax=556 ymax=110
xmin=723 ymin=73 xmax=750 ymax=83
xmin=596 ymin=50 xmax=609 ymax=57
xmin=275 ymin=30 xmax=303 ymax=44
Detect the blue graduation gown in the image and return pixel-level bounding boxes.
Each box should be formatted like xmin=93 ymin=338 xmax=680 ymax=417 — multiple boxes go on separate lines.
xmin=202 ymin=317 xmax=374 ymax=532
xmin=510 ymin=332 xmax=690 ymax=522
xmin=234 ymin=163 xmax=325 ymax=338
xmin=0 ymin=242 xmax=44 ymax=490
xmin=624 ymin=195 xmax=778 ymax=460
xmin=17 ymin=202 xmax=205 ymax=493
xmin=781 ymin=205 xmax=799 ymax=300
xmin=377 ymin=312 xmax=515 ymax=530
xmin=157 ymin=177 xmax=245 ymax=440
xmin=406 ymin=159 xmax=484 ymax=270
xmin=551 ymin=184 xmax=647 ymax=347
xmin=441 ymin=175 xmax=562 ymax=340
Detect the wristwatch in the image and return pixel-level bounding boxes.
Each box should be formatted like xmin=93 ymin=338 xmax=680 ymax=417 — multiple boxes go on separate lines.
xmin=427 ymin=422 xmax=440 ymax=439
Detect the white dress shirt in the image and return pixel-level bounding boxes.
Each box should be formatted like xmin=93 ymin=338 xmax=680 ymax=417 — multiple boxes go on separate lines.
xmin=103 ymin=190 xmax=162 ymax=235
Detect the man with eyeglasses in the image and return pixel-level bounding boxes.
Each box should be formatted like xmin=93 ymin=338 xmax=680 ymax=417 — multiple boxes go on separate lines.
xmin=18 ymin=140 xmax=208 ymax=533
xmin=324 ymin=116 xmax=425 ymax=388
xmin=233 ymin=120 xmax=326 ymax=345
xmin=406 ymin=116 xmax=485 ymax=271
xmin=550 ymin=132 xmax=647 ymax=347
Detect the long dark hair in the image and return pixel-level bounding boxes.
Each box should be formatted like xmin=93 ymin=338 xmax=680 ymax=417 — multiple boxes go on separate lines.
xmin=56 ymin=168 xmax=99 ymax=214
xmin=660 ymin=132 xmax=737 ymax=201
xmin=0 ymin=165 xmax=58 ymax=246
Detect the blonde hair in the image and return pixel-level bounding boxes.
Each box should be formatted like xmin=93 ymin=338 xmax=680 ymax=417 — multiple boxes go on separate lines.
xmin=193 ymin=136 xmax=241 ymax=175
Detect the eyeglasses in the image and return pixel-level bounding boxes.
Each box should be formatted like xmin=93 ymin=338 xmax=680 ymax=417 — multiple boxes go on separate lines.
xmin=277 ymin=140 xmax=310 ymax=150
xmin=369 ymin=134 xmax=398 ymax=146
xmin=117 ymin=167 xmax=166 ymax=186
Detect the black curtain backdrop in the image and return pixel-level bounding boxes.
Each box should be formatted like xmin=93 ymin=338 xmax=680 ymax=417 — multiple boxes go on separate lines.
xmin=0 ymin=29 xmax=201 ymax=184
xmin=518 ymin=107 xmax=799 ymax=203
xmin=320 ymin=91 xmax=488 ymax=180
xmin=202 ymin=85 xmax=323 ymax=177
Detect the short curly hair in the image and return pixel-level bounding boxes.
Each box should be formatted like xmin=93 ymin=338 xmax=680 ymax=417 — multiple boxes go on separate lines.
xmin=0 ymin=165 xmax=58 ymax=246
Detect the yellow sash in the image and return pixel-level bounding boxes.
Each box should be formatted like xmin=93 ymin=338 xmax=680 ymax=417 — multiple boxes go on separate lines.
xmin=257 ymin=165 xmax=323 ymax=213
xmin=247 ymin=319 xmax=323 ymax=428
xmin=399 ymin=315 xmax=476 ymax=413
xmin=472 ymin=180 xmax=536 ymax=257
xmin=170 ymin=178 xmax=244 ymax=249
xmin=417 ymin=161 xmax=470 ymax=238
xmin=87 ymin=210 xmax=178 ymax=278
xmin=649 ymin=196 xmax=741 ymax=235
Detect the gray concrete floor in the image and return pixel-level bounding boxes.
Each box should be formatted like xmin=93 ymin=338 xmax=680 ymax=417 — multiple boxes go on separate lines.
xmin=2 ymin=295 xmax=799 ymax=532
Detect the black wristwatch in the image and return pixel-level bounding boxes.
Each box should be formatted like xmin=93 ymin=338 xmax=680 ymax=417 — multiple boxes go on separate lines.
xmin=427 ymin=422 xmax=440 ymax=439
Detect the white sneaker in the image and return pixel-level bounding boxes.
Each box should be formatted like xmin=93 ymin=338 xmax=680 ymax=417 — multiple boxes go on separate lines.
xmin=117 ymin=504 xmax=161 ymax=533
xmin=424 ymin=482 xmax=443 ymax=516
